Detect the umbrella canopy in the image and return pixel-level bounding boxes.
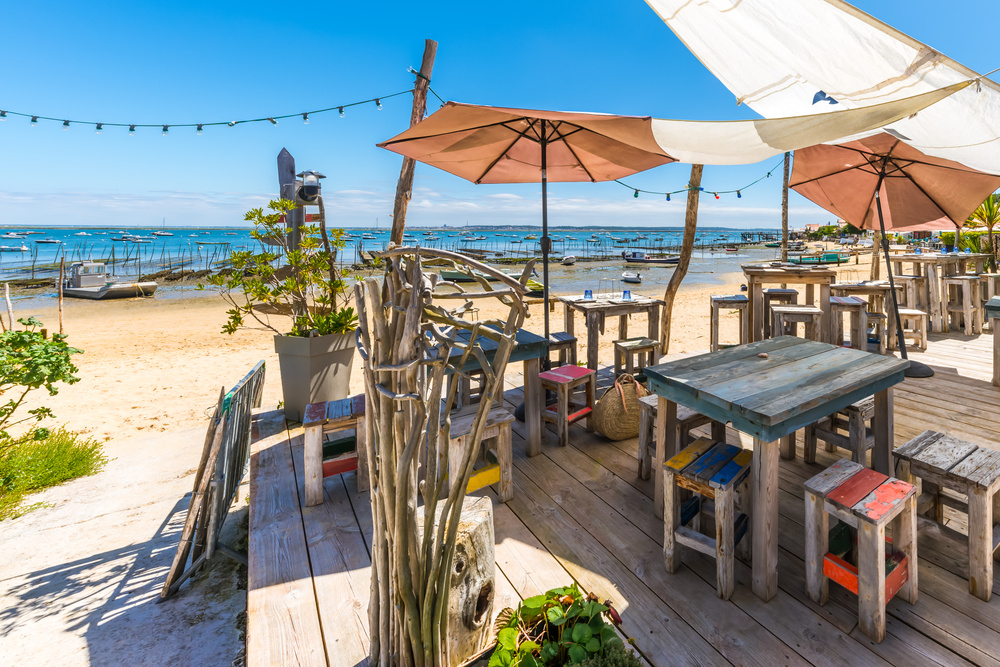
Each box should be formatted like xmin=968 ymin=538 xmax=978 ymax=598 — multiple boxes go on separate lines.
xmin=790 ymin=133 xmax=1000 ymax=231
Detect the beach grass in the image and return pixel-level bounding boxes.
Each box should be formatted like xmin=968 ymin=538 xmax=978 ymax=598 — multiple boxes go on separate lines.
xmin=0 ymin=428 xmax=109 ymax=521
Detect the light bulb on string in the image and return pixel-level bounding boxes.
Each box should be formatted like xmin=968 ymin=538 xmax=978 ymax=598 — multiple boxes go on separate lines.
xmin=737 ymin=190 xmax=742 ymax=199
xmin=62 ymin=120 xmax=70 ymax=131
xmin=95 ymin=123 xmax=103 ymax=134
xmin=227 ymin=121 xmax=236 ymax=127
xmin=162 ymin=125 xmax=169 ymax=136
xmin=665 ymin=193 xmax=671 ymax=202
xmin=128 ymin=124 xmax=136 ymax=135
xmin=0 ymin=111 xmax=6 ymax=121
xmin=633 ymin=189 xmax=639 ymax=199
xmin=338 ymin=106 xmax=345 ymax=118
xmin=302 ymin=113 xmax=309 ymax=125
xmin=30 ymin=116 xmax=38 ymax=126
xmin=714 ymin=193 xmax=720 ymax=200
xmin=267 ymin=117 xmax=277 ymax=126
xmin=375 ymin=98 xmax=383 ymax=110
xmin=196 ymin=124 xmax=203 ymax=135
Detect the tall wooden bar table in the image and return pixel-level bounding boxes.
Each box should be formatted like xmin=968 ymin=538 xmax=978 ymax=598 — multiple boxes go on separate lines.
xmin=645 ymin=337 xmax=907 ymax=601
xmin=743 ymin=265 xmax=837 ymax=343
xmin=830 ymin=281 xmax=904 ymax=316
xmin=558 ymin=294 xmax=664 ymax=371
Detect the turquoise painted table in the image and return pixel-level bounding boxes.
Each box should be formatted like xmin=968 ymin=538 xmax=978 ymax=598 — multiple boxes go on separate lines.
xmin=644 ymin=336 xmax=908 ymax=601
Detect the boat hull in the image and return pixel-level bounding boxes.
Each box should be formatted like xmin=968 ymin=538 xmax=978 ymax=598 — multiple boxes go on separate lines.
xmin=63 ymin=282 xmax=158 ymax=300
xmin=623 ymin=257 xmax=679 ymax=265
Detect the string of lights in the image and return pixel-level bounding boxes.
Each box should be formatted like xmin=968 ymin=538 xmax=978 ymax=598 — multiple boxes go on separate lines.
xmin=616 ymin=156 xmax=787 ymax=201
xmin=0 ymin=88 xmax=415 ymax=135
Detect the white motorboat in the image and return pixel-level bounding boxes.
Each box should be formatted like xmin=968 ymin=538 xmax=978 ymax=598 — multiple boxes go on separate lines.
xmin=561 ymin=255 xmax=577 ymax=266
xmin=62 ymin=261 xmax=157 ymax=300
xmin=35 ymin=238 xmax=61 ymax=244
xmin=74 ymin=231 xmax=92 ymax=236
xmin=152 ymin=231 xmax=174 ymax=236
xmin=0 ymin=233 xmax=25 ymax=239
xmin=0 ymin=244 xmax=28 ymax=252
xmin=622 ymin=271 xmax=642 ymax=284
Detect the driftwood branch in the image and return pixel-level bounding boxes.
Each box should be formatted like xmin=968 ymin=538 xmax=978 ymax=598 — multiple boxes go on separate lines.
xmin=660 ymin=164 xmax=704 ymax=354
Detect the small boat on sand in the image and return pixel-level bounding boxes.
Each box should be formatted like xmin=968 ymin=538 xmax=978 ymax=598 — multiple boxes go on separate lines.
xmin=622 ymin=271 xmax=642 ymax=284
xmin=622 ymin=250 xmax=679 ymax=265
xmin=561 ymin=255 xmax=577 ymax=266
xmin=62 ymin=261 xmax=157 ymax=300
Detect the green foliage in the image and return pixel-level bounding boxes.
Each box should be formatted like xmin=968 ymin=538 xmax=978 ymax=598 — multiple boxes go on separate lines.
xmin=808 ymin=225 xmax=840 ymax=240
xmin=0 ymin=317 xmax=81 ymax=448
xmin=939 ymin=230 xmax=986 ymax=251
xmin=0 ymin=427 xmax=108 ymax=521
xmin=200 ymin=198 xmax=358 ymax=337
xmin=490 ymin=584 xmax=624 ymax=667
xmin=841 ymin=222 xmax=863 ymax=236
xmin=577 ymin=643 xmax=642 ymax=667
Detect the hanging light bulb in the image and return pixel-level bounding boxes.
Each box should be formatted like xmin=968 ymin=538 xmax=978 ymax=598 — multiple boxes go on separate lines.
xmin=375 ymin=98 xmax=383 ymax=110
xmin=665 ymin=193 xmax=671 ymax=202
xmin=0 ymin=111 xmax=7 ymax=121
xmin=95 ymin=123 xmax=103 ymax=134
xmin=162 ymin=125 xmax=169 ymax=136
xmin=62 ymin=120 xmax=70 ymax=131
xmin=302 ymin=113 xmax=309 ymax=125
xmin=338 ymin=106 xmax=345 ymax=118
xmin=196 ymin=124 xmax=203 ymax=135
xmin=715 ymin=193 xmax=720 ymax=199
xmin=737 ymin=190 xmax=742 ymax=199
xmin=128 ymin=124 xmax=136 ymax=135
xmin=698 ymin=187 xmax=704 ymax=191
xmin=267 ymin=117 xmax=278 ymax=125
xmin=30 ymin=116 xmax=38 ymax=126
xmin=228 ymin=121 xmax=237 ymax=127
xmin=633 ymin=189 xmax=639 ymax=199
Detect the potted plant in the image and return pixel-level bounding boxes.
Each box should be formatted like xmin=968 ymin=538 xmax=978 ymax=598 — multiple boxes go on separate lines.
xmin=201 ymin=198 xmax=358 ymax=420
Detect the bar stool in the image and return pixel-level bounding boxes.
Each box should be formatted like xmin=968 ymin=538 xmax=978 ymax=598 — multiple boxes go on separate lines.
xmin=981 ymin=274 xmax=1000 ymax=330
xmin=866 ymin=312 xmax=887 ymax=354
xmin=888 ymin=308 xmax=928 ymax=351
xmin=830 ymin=296 xmax=867 ymax=349
xmin=538 ymin=365 xmax=596 ymax=447
xmin=443 ymin=405 xmax=515 ymax=502
xmin=709 ymin=295 xmax=749 ymax=352
xmin=893 ymin=274 xmax=927 ymax=310
xmin=943 ymin=275 xmax=983 ymax=334
xmin=804 ymin=459 xmax=917 ymax=643
xmin=762 ymin=288 xmax=799 ymax=338
xmin=804 ymin=397 xmax=874 ymax=466
xmin=613 ymin=337 xmax=661 ymax=377
xmin=548 ymin=331 xmax=578 ymax=366
xmin=637 ymin=394 xmax=726 ymax=480
xmin=770 ymin=305 xmax=823 ymax=341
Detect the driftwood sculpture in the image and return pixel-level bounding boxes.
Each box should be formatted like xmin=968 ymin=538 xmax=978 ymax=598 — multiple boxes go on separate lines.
xmin=355 ymin=247 xmax=533 ymax=667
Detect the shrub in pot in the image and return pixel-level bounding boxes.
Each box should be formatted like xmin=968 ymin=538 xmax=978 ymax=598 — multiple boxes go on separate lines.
xmin=201 ymin=198 xmax=357 ymax=420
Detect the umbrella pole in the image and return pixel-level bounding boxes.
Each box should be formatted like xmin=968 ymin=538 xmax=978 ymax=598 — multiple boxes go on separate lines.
xmin=541 ymin=121 xmax=551 ymax=346
xmin=874 ymin=175 xmax=934 ymax=378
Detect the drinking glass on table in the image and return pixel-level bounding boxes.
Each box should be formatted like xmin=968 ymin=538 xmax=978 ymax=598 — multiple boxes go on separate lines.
xmin=623 ymin=289 xmax=631 ymax=300
xmin=584 ymin=289 xmax=593 ymax=299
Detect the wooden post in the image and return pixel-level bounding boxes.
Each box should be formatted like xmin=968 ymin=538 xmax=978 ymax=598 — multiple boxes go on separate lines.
xmin=781 ymin=152 xmax=790 ymax=262
xmin=659 ymin=164 xmax=703 ymax=353
xmin=4 ymin=282 xmax=13 ymax=331
xmin=389 ymin=39 xmax=439 ymax=248
xmin=58 ymin=258 xmax=65 ymax=335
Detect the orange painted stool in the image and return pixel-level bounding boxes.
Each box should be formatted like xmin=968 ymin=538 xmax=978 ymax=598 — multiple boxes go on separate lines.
xmin=538 ymin=365 xmax=596 ymax=447
xmin=804 ymin=459 xmax=917 ymax=643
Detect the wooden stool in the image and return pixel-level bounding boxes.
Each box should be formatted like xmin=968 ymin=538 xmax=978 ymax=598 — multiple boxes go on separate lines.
xmin=709 ymin=294 xmax=749 ymax=352
xmin=762 ymin=288 xmax=799 ymax=338
xmin=613 ymin=337 xmax=661 ymax=377
xmin=770 ymin=305 xmax=823 ymax=341
xmin=804 ymin=397 xmax=874 ymax=466
xmin=866 ymin=312 xmax=887 ymax=354
xmin=548 ymin=331 xmax=578 ymax=366
xmin=303 ymin=394 xmax=368 ymax=506
xmin=637 ymin=394 xmax=726 ymax=480
xmin=983 ymin=276 xmax=1000 ymax=331
xmin=893 ymin=430 xmax=1000 ymax=601
xmin=830 ymin=296 xmax=867 ymax=349
xmin=443 ymin=405 xmax=515 ymax=502
xmin=664 ymin=438 xmax=753 ymax=600
xmin=944 ymin=275 xmax=983 ymax=334
xmin=894 ymin=274 xmax=927 ymax=310
xmin=538 ymin=365 xmax=596 ymax=447
xmin=889 ymin=308 xmax=928 ymax=351
xmin=804 ymin=459 xmax=917 ymax=642
xmin=988 ymin=297 xmax=1000 ymax=386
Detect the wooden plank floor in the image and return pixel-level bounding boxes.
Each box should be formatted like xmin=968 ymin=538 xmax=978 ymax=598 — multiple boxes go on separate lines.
xmin=248 ymin=330 xmax=1000 ymax=667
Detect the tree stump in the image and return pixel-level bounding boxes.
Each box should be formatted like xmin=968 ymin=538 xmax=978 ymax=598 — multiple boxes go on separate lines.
xmin=417 ymin=496 xmax=496 ymax=667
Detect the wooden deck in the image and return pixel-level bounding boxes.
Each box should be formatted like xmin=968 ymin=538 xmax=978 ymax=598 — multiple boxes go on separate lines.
xmin=248 ymin=330 xmax=1000 ymax=667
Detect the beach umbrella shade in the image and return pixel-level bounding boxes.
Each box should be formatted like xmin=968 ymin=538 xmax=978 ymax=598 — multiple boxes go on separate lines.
xmin=377 ymin=102 xmax=676 ymax=341
xmin=790 ymin=132 xmax=1000 ymax=376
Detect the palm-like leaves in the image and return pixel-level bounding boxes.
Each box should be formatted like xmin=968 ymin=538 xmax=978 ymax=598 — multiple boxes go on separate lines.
xmin=968 ymin=192 xmax=1000 ymax=267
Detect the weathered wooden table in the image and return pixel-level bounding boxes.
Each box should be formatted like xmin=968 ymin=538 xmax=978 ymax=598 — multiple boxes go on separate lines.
xmin=445 ymin=326 xmax=549 ymax=456
xmin=558 ymin=294 xmax=664 ymax=371
xmin=988 ymin=297 xmax=1000 ymax=387
xmin=830 ymin=281 xmax=904 ymax=325
xmin=743 ymin=265 xmax=836 ymax=343
xmin=890 ymin=253 xmax=965 ymax=331
xmin=644 ymin=336 xmax=908 ymax=601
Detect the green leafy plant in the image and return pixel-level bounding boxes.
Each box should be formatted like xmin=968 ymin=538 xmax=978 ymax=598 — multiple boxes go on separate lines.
xmin=490 ymin=584 xmax=625 ymax=667
xmin=200 ymin=198 xmax=358 ymax=337
xmin=577 ymin=643 xmax=642 ymax=667
xmin=0 ymin=317 xmax=81 ymax=452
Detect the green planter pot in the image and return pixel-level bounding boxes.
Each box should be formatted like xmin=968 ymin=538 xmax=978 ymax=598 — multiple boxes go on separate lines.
xmin=273 ymin=331 xmax=355 ymax=421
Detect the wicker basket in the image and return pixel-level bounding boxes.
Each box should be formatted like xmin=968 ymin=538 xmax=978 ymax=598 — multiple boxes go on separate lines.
xmin=592 ymin=374 xmax=647 ymax=441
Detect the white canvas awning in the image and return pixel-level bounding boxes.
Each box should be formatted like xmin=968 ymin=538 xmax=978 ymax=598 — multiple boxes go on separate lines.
xmin=644 ymin=0 xmax=1000 ymax=174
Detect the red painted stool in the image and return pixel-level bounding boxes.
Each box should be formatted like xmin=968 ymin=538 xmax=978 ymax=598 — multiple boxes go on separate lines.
xmin=804 ymin=459 xmax=917 ymax=643
xmin=538 ymin=365 xmax=596 ymax=447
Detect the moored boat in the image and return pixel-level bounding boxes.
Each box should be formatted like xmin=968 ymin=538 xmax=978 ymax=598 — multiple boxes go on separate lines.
xmin=62 ymin=261 xmax=157 ymax=300
xmin=622 ymin=250 xmax=679 ymax=264
xmin=622 ymin=271 xmax=642 ymax=284
xmin=561 ymin=255 xmax=577 ymax=266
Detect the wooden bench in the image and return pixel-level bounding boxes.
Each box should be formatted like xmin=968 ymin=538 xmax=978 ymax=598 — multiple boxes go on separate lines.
xmin=548 ymin=331 xmax=578 ymax=367
xmin=804 ymin=459 xmax=917 ymax=643
xmin=893 ymin=430 xmax=1000 ymax=601
xmin=770 ymin=305 xmax=823 ymax=341
xmin=443 ymin=405 xmax=515 ymax=503
xmin=637 ymin=394 xmax=725 ymax=480
xmin=538 ymin=365 xmax=596 ymax=447
xmin=663 ymin=438 xmax=753 ymax=600
xmin=709 ymin=294 xmax=749 ymax=352
xmin=804 ymin=397 xmax=874 ymax=466
xmin=613 ymin=336 xmax=661 ymax=377
xmin=303 ymin=394 xmax=367 ymax=506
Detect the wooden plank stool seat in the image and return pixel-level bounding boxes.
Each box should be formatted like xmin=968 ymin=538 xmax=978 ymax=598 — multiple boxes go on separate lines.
xmin=866 ymin=312 xmax=887 ymax=354
xmin=442 ymin=405 xmax=515 ymax=502
xmin=663 ymin=438 xmax=753 ymax=600
xmin=888 ymin=308 xmax=928 ymax=351
xmin=538 ymin=365 xmax=596 ymax=447
xmin=709 ymin=294 xmax=749 ymax=352
xmin=804 ymin=396 xmax=875 ymax=466
xmin=943 ymin=275 xmax=983 ymax=335
xmin=988 ymin=297 xmax=1000 ymax=386
xmin=637 ymin=394 xmax=726 ymax=480
xmin=303 ymin=394 xmax=367 ymax=506
xmin=770 ymin=305 xmax=823 ymax=341
xmin=894 ymin=274 xmax=927 ymax=310
xmin=613 ymin=337 xmax=661 ymax=377
xmin=548 ymin=331 xmax=578 ymax=366
xmin=804 ymin=459 xmax=918 ymax=642
xmin=893 ymin=430 xmax=1000 ymax=600
xmin=830 ymin=296 xmax=868 ymax=349
xmin=762 ymin=287 xmax=799 ymax=338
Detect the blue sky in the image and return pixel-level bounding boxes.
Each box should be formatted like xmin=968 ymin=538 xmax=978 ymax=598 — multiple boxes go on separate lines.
xmin=1 ymin=0 xmax=996 ymax=229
